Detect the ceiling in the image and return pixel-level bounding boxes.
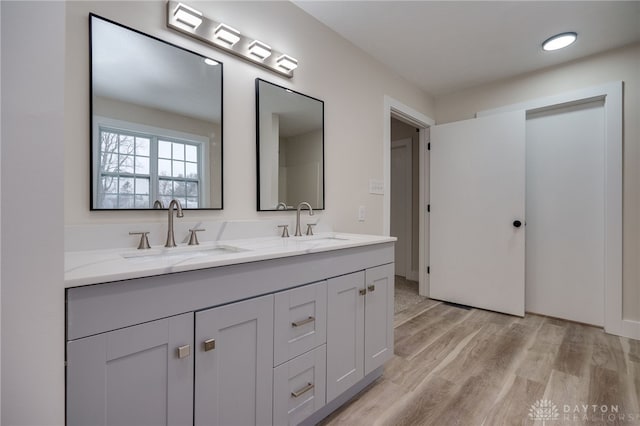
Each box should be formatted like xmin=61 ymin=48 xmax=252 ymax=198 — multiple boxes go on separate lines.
xmin=293 ymin=1 xmax=640 ymax=97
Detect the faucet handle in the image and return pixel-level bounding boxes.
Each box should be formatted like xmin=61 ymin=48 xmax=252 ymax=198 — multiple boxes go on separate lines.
xmin=188 ymin=228 xmax=205 ymax=246
xmin=129 ymin=232 xmax=151 ymax=250
xmin=306 ymin=224 xmax=316 ymax=236
xmin=278 ymin=225 xmax=290 ymax=238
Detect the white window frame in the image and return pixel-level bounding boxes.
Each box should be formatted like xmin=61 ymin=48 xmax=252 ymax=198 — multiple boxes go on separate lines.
xmin=93 ymin=116 xmax=210 ymax=208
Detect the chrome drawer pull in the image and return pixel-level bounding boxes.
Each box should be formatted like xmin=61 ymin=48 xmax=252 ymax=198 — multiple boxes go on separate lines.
xmin=291 ymin=382 xmax=314 ymax=398
xmin=291 ymin=316 xmax=315 ymax=327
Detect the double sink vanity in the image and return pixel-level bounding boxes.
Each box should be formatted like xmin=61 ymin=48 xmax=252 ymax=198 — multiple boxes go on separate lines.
xmin=65 ymin=222 xmax=395 ymax=426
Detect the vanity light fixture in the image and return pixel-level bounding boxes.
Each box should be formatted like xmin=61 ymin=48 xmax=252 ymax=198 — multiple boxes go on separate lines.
xmin=166 ymin=0 xmax=298 ymax=78
xmin=276 ymin=54 xmax=298 ymax=72
xmin=173 ymin=3 xmax=203 ymax=30
xmin=214 ymin=23 xmax=241 ymax=47
xmin=248 ymin=40 xmax=272 ymax=61
xmin=542 ymin=32 xmax=577 ymax=51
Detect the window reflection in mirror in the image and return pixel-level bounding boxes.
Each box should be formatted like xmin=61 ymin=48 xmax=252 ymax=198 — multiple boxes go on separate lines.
xmin=256 ymin=79 xmax=324 ymax=211
xmin=90 ymin=15 xmax=223 ymax=210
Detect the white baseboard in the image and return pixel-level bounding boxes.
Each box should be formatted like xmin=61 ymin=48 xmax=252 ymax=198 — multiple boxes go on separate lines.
xmin=620 ymin=319 xmax=640 ymax=340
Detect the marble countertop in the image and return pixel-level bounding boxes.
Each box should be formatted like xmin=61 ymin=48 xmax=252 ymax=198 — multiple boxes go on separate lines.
xmin=65 ymin=232 xmax=396 ymax=287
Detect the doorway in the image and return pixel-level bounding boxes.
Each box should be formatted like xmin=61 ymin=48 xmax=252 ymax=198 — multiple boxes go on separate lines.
xmin=383 ymin=96 xmax=435 ymax=298
xmin=391 ymin=122 xmax=418 ymax=281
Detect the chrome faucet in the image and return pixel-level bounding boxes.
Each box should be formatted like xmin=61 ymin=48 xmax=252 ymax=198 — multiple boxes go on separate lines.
xmin=295 ymin=202 xmax=314 ymax=236
xmin=165 ymin=199 xmax=184 ymax=247
xmin=276 ymin=202 xmax=288 ymax=210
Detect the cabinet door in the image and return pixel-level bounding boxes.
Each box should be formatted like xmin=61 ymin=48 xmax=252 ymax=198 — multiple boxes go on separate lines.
xmin=195 ymin=294 xmax=274 ymax=426
xmin=66 ymin=313 xmax=194 ymax=426
xmin=326 ymin=271 xmax=365 ymax=403
xmin=364 ymin=263 xmax=395 ymax=375
xmin=274 ymin=281 xmax=327 ymax=366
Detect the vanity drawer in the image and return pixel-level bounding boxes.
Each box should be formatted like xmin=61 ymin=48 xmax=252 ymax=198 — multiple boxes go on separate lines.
xmin=274 ymin=281 xmax=327 ymax=366
xmin=273 ymin=345 xmax=326 ymax=426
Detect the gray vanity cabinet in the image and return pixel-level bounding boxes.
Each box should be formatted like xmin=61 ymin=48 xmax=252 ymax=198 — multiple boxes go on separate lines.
xmin=66 ymin=241 xmax=395 ymax=426
xmin=326 ymin=263 xmax=394 ymax=403
xmin=66 ymin=313 xmax=194 ymax=426
xmin=194 ymin=294 xmax=274 ymax=426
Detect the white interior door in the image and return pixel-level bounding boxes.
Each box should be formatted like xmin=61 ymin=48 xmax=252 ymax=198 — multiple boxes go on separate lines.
xmin=525 ymin=100 xmax=605 ymax=326
xmin=430 ymin=110 xmax=526 ymax=316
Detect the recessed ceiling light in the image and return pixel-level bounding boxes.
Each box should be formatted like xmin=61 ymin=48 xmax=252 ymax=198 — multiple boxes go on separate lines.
xmin=204 ymin=58 xmax=219 ymax=66
xmin=542 ymin=32 xmax=577 ymax=51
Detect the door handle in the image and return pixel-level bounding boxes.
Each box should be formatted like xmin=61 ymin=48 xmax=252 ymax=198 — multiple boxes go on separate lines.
xmin=513 ymin=220 xmax=522 ymax=228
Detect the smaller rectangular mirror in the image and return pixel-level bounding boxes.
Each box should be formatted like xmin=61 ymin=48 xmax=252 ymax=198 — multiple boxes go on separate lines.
xmin=256 ymin=79 xmax=324 ymax=211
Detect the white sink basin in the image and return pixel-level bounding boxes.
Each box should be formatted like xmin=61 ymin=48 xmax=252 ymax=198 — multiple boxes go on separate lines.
xmin=121 ymin=244 xmax=246 ymax=262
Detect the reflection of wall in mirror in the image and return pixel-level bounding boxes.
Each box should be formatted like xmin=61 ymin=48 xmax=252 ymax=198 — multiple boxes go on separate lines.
xmin=94 ymin=96 xmax=222 ymax=207
xmin=279 ymin=129 xmax=323 ymax=207
xmin=259 ymin=112 xmax=281 ymax=209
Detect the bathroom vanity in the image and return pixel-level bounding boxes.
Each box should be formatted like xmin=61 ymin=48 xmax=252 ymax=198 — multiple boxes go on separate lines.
xmin=65 ymin=232 xmax=394 ymax=426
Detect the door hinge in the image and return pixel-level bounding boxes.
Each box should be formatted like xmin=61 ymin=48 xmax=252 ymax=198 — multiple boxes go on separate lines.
xmin=427 ymin=142 xmax=431 ymax=150
xmin=427 ymin=204 xmax=430 ymax=212
xmin=427 ymin=266 xmax=430 ymax=274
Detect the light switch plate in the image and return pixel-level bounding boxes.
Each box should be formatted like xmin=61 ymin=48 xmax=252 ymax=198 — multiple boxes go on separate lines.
xmin=358 ymin=206 xmax=366 ymax=222
xmin=369 ymin=179 xmax=384 ymax=195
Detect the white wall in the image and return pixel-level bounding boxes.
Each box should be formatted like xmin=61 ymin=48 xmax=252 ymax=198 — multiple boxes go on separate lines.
xmin=1 ymin=2 xmax=66 ymax=424
xmin=65 ymin=1 xmax=434 ymax=233
xmin=435 ymin=43 xmax=640 ymax=321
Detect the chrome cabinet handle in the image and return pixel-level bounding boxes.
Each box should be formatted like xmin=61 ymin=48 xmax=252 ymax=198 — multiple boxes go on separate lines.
xmin=291 ymin=316 xmax=315 ymax=327
xmin=176 ymin=344 xmax=191 ymax=359
xmin=291 ymin=382 xmax=314 ymax=398
xmin=359 ymin=288 xmax=367 ymax=296
xmin=203 ymin=339 xmax=216 ymax=352
xmin=368 ymin=284 xmax=376 ymax=292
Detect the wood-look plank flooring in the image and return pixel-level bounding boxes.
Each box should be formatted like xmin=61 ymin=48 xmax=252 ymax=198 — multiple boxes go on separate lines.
xmin=320 ymin=278 xmax=640 ymax=426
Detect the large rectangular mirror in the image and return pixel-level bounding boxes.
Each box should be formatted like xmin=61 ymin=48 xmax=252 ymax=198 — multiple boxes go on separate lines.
xmin=91 ymin=14 xmax=223 ymax=210
xmin=256 ymin=79 xmax=324 ymax=211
